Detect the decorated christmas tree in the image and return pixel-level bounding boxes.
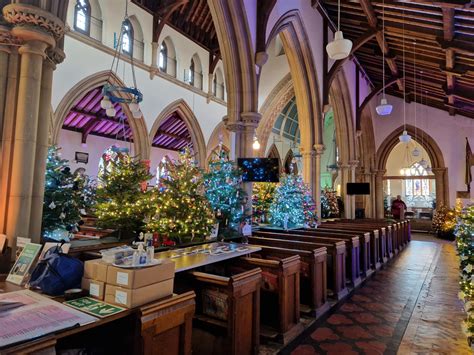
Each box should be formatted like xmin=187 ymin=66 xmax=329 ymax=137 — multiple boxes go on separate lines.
xmin=252 ymin=182 xmax=277 ymax=222
xmin=42 ymin=146 xmax=92 ymax=240
xmin=323 ymin=188 xmax=339 ymax=217
xmin=455 ymin=204 xmax=474 ymax=339
xmin=204 ymin=146 xmax=246 ymax=234
xmin=432 ymin=204 xmax=457 ymax=238
xmin=269 ymin=173 xmax=313 ymax=228
xmin=95 ymin=154 xmax=154 ymax=238
xmin=147 ymin=148 xmax=215 ymax=244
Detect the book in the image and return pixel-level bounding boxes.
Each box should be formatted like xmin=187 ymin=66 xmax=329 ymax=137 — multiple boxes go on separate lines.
xmin=6 ymin=243 xmax=42 ymax=285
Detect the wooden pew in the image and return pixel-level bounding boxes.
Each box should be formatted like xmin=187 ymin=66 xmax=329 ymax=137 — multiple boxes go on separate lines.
xmin=324 ymin=222 xmax=388 ymax=264
xmin=231 ymin=254 xmax=303 ymax=343
xmin=256 ymin=230 xmax=362 ymax=287
xmin=178 ymin=268 xmax=261 ymax=355
xmin=250 ymin=246 xmax=329 ymax=318
xmin=320 ymin=223 xmax=383 ymax=270
xmin=248 ymin=236 xmax=348 ymax=300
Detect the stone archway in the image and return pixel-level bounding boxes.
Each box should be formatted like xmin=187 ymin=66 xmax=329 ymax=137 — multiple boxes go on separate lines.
xmin=150 ymin=99 xmax=207 ymax=168
xmin=267 ymin=143 xmax=283 ymax=173
xmin=375 ymin=124 xmax=448 ymax=217
xmin=52 ymin=70 xmax=150 ymax=160
xmin=206 ymin=121 xmax=231 ymax=168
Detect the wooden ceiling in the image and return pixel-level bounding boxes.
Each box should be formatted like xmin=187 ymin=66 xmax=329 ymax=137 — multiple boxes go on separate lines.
xmin=319 ymin=0 xmax=474 ymax=119
xmin=132 ymin=0 xmax=219 ymax=52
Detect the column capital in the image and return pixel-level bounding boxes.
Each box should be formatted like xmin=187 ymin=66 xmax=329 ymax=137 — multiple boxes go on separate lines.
xmin=240 ymin=111 xmax=261 ymax=128
xmin=18 ymin=40 xmax=49 ymax=59
xmin=3 ymin=4 xmax=65 ymax=43
xmin=0 ymin=25 xmax=22 ymax=52
xmin=47 ymin=47 xmax=65 ymax=67
xmin=314 ymin=144 xmax=325 ymax=156
xmin=348 ymin=160 xmax=359 ymax=168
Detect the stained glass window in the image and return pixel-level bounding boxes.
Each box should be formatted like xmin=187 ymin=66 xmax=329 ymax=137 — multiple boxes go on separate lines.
xmin=405 ymin=162 xmax=430 ymax=196
xmin=121 ymin=20 xmax=133 ymax=56
xmin=159 ymin=42 xmax=167 ymax=71
xmin=74 ymin=0 xmax=91 ymax=34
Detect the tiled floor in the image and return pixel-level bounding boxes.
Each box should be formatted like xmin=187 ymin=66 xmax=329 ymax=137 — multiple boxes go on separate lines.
xmin=280 ymin=234 xmax=472 ymax=355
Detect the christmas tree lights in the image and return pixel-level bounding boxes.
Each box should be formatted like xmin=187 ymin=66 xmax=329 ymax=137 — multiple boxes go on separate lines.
xmin=252 ymin=182 xmax=277 ymax=223
xmin=455 ymin=204 xmax=474 ymax=342
xmin=204 ymin=146 xmax=246 ymax=235
xmin=269 ymin=173 xmax=315 ymax=228
xmin=147 ymin=148 xmax=215 ymax=244
xmin=95 ymin=154 xmax=154 ymax=238
xmin=42 ymin=146 xmax=93 ymax=240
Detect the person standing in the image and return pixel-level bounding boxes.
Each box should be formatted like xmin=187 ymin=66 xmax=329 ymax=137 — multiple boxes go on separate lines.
xmin=391 ymin=195 xmax=407 ymax=220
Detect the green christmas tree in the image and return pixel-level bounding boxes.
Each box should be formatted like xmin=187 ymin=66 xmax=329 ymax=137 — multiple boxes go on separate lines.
xmin=252 ymin=182 xmax=277 ymax=222
xmin=204 ymin=146 xmax=246 ymax=235
xmin=95 ymin=154 xmax=154 ymax=238
xmin=269 ymin=173 xmax=313 ymax=228
xmin=147 ymin=148 xmax=215 ymax=244
xmin=42 ymin=146 xmax=92 ymax=240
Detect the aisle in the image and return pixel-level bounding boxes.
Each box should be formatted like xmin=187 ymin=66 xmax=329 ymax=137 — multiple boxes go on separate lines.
xmin=280 ymin=234 xmax=471 ymax=355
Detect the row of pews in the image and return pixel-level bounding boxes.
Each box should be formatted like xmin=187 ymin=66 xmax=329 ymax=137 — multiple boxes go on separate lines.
xmin=174 ymin=219 xmax=410 ymax=355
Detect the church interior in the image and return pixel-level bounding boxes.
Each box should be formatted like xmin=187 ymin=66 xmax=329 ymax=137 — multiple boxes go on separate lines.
xmin=0 ymin=0 xmax=473 ymax=354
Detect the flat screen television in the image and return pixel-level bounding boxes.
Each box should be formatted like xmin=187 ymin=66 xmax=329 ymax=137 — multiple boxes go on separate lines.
xmin=237 ymin=158 xmax=280 ymax=183
xmin=347 ymin=182 xmax=370 ymax=195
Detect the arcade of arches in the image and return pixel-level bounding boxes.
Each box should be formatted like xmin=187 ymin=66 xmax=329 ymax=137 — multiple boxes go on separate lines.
xmin=0 ymin=1 xmax=473 ymax=354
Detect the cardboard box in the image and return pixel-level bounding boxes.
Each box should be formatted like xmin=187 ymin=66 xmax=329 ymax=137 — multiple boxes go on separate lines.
xmin=81 ymin=277 xmax=105 ymax=300
xmin=84 ymin=259 xmax=109 ymax=282
xmin=106 ymin=259 xmax=175 ymax=289
xmin=105 ymin=279 xmax=174 ymax=308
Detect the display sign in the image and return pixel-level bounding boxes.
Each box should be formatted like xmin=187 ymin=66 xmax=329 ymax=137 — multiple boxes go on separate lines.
xmin=64 ymin=297 xmax=126 ymax=318
xmin=6 ymin=243 xmax=42 ymax=285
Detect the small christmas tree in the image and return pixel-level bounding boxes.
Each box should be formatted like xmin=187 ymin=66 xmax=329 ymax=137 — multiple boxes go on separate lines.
xmin=95 ymin=154 xmax=153 ymax=238
xmin=42 ymin=146 xmax=92 ymax=240
xmin=252 ymin=182 xmax=277 ymax=222
xmin=147 ymin=149 xmax=215 ymax=244
xmin=269 ymin=173 xmax=312 ymax=228
xmin=323 ymin=188 xmax=339 ymax=217
xmin=204 ymin=146 xmax=246 ymax=235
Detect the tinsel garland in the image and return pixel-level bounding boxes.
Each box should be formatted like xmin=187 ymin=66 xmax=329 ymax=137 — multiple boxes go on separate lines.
xmin=455 ymin=204 xmax=474 ymax=344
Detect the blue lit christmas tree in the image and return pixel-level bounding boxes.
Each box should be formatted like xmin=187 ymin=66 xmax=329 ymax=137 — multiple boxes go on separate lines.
xmin=42 ymin=146 xmax=94 ymax=240
xmin=204 ymin=144 xmax=246 ymax=235
xmin=269 ymin=168 xmax=316 ymax=228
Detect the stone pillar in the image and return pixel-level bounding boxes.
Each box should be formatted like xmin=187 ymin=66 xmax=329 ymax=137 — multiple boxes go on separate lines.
xmin=29 ymin=49 xmax=64 ymax=237
xmin=314 ymin=144 xmax=325 ymax=217
xmin=225 ymin=112 xmax=261 ymax=217
xmin=338 ymin=162 xmax=350 ymax=218
xmin=374 ymin=170 xmax=386 ymax=219
xmin=347 ymin=160 xmax=359 ymax=219
xmin=432 ymin=167 xmax=448 ymax=207
xmin=150 ymin=41 xmax=158 ymax=78
xmin=1 ymin=4 xmax=65 ymax=247
xmin=0 ymin=43 xmax=9 ymax=140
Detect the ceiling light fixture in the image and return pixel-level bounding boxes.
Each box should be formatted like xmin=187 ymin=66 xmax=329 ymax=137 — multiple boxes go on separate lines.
xmin=376 ymin=0 xmax=393 ymax=116
xmin=326 ymin=0 xmax=352 ymax=60
xmin=399 ymin=8 xmax=411 ymax=144
xmin=252 ymin=135 xmax=260 ymax=151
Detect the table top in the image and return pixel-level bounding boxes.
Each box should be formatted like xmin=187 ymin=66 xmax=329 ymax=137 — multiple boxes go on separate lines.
xmin=154 ymin=242 xmax=261 ymax=273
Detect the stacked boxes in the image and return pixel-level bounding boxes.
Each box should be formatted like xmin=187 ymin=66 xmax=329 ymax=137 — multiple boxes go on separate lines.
xmin=82 ymin=259 xmax=175 ymax=308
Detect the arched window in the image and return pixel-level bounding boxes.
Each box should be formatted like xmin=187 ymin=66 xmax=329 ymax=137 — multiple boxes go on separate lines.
xmin=159 ymin=42 xmax=168 ymax=72
xmin=121 ymin=19 xmax=134 ymax=56
xmin=212 ymin=75 xmax=217 ymax=96
xmin=405 ymin=162 xmax=430 ymax=196
xmin=74 ymin=0 xmax=91 ymax=35
xmin=189 ymin=58 xmax=195 ymax=86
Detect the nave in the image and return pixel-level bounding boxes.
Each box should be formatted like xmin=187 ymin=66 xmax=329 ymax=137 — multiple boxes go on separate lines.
xmin=280 ymin=234 xmax=471 ymax=355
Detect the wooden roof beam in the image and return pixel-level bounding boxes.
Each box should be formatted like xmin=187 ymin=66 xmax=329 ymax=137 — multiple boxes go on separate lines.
xmin=359 ymin=0 xmax=404 ymax=91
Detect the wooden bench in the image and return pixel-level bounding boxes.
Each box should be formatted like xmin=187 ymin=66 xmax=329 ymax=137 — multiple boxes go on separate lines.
xmin=232 ymin=254 xmax=303 ymax=343
xmin=248 ymin=236 xmax=348 ymax=300
xmin=249 ymin=246 xmax=329 ymax=318
xmin=324 ymin=222 xmax=388 ymax=263
xmin=177 ymin=268 xmax=261 ymax=355
xmin=319 ymin=223 xmax=383 ymax=270
xmin=257 ymin=229 xmax=362 ymax=287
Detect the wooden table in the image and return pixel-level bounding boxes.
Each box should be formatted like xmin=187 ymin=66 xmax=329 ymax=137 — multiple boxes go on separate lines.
xmin=154 ymin=242 xmax=261 ymax=272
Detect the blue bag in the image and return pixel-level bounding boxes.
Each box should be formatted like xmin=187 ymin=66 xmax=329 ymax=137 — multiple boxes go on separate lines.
xmin=29 ymin=243 xmax=84 ymax=296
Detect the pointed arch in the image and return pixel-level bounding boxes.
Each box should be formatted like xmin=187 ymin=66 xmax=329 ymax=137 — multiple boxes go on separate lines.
xmin=127 ymin=15 xmax=144 ymax=61
xmin=265 ymin=10 xmax=322 ymax=196
xmin=206 ymin=121 xmax=231 ymax=163
xmin=160 ymin=36 xmax=177 ymax=77
xmin=284 ymin=149 xmax=297 ymax=175
xmin=52 ymin=70 xmax=150 ymax=159
xmin=150 ymin=99 xmax=206 ymax=168
xmin=267 ymin=143 xmax=282 ymax=173
xmin=376 ymin=124 xmax=448 ymax=207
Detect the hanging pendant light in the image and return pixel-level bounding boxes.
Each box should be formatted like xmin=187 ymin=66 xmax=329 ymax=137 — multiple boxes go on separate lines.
xmin=399 ymin=130 xmax=411 ymax=143
xmin=419 ymin=158 xmax=428 ymax=169
xmin=412 ymin=147 xmax=420 ymax=157
xmin=376 ymin=0 xmax=392 ymax=116
xmin=326 ymin=0 xmax=352 ymax=60
xmin=252 ymin=135 xmax=260 ymax=150
xmin=399 ymin=9 xmax=411 ymax=144
xmin=106 ymin=107 xmax=116 ymax=117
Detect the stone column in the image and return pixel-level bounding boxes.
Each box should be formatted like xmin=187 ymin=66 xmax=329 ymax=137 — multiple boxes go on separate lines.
xmin=2 ymin=4 xmax=65 ymax=246
xmin=432 ymin=167 xmax=447 ymax=207
xmin=374 ymin=170 xmax=386 ymax=219
xmin=225 ymin=112 xmax=261 ymax=217
xmin=150 ymin=41 xmax=158 ymax=78
xmin=338 ymin=162 xmax=350 ymax=218
xmin=29 ymin=49 xmax=64 ymax=237
xmin=0 ymin=43 xmax=9 ymax=140
xmin=314 ymin=144 xmax=325 ymax=218
xmin=347 ymin=160 xmax=359 ymax=219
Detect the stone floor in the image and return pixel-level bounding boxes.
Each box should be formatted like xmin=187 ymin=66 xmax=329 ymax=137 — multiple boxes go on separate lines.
xmin=280 ymin=233 xmax=472 ymax=355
